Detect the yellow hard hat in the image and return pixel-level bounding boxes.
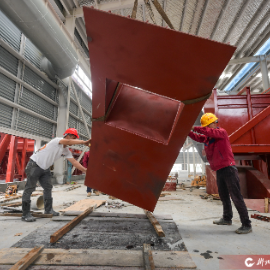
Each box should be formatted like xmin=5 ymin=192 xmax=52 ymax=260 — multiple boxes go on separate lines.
xmin=200 ymin=113 xmax=218 ymax=127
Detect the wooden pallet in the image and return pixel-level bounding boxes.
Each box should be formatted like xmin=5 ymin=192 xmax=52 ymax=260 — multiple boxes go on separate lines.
xmin=0 ymin=248 xmax=196 ymax=269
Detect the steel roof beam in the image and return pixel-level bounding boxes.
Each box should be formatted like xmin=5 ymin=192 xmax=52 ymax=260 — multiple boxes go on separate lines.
xmin=188 ymin=0 xmax=198 ymax=34
xmin=74 ymin=0 xmax=145 ymax=16
xmin=232 ymin=0 xmax=269 ymax=54
xmin=219 ymin=26 xmax=270 ymax=90
xmin=228 ymin=64 xmax=260 ymax=94
xmin=219 ymin=8 xmax=270 ymax=89
xmin=228 ymin=55 xmax=270 ymax=65
xmin=222 ymin=0 xmax=250 ymax=43
xmin=210 ymin=0 xmax=230 ymax=40
xmin=179 ymin=0 xmax=187 ymax=31
xmin=250 ymin=79 xmax=262 ymax=91
xmin=195 ymin=0 xmax=209 ymax=36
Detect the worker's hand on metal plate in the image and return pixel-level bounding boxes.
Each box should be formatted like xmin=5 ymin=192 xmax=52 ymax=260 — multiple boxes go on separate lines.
xmin=83 ymin=138 xmax=92 ymax=147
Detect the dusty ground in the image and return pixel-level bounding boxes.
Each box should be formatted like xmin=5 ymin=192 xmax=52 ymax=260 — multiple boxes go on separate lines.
xmin=0 ymin=180 xmax=270 ymax=270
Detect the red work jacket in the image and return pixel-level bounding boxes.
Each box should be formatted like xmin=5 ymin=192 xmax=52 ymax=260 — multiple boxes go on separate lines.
xmin=188 ymin=127 xmax=235 ymax=171
xmin=82 ymin=151 xmax=90 ymax=168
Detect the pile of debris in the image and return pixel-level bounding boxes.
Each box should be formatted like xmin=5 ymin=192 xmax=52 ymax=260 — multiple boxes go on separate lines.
xmin=191 ymin=175 xmax=206 ymax=187
xmin=105 ymin=201 xmax=125 ymax=209
xmin=200 ymin=194 xmax=220 ymax=200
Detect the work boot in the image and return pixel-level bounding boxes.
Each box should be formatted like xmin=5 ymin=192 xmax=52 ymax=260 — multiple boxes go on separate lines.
xmin=213 ymin=218 xmax=232 ymax=225
xmin=87 ymin=192 xmax=92 ymax=197
xmin=21 ymin=200 xmax=36 ymax=222
xmin=94 ymin=190 xmax=100 ymax=196
xmin=235 ymin=226 xmax=252 ymax=234
xmin=44 ymin=198 xmax=59 ymax=216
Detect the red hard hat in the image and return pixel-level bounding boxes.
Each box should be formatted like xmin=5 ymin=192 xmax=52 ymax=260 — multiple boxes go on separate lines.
xmin=63 ymin=128 xmax=79 ymax=138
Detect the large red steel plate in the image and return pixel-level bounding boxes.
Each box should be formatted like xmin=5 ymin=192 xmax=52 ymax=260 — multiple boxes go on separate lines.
xmin=83 ymin=7 xmax=235 ymax=211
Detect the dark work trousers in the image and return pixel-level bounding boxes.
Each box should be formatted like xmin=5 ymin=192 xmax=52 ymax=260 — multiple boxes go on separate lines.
xmin=87 ymin=187 xmax=92 ymax=192
xmin=217 ymin=166 xmax=251 ymax=227
xmin=22 ymin=159 xmax=52 ymax=201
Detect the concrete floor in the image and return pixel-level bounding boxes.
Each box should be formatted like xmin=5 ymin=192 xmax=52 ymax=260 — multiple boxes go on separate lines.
xmin=0 ymin=180 xmax=270 ymax=270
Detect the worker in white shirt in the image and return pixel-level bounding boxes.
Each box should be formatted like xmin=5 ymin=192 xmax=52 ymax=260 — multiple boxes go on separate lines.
xmin=22 ymin=128 xmax=91 ymax=222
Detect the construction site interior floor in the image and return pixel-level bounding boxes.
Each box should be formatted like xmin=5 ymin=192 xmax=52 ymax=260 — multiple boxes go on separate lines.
xmin=0 ymin=180 xmax=270 ymax=270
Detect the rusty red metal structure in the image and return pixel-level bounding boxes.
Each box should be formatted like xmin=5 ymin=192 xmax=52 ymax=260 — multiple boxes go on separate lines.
xmin=83 ymin=7 xmax=235 ymax=211
xmin=0 ymin=133 xmax=34 ymax=182
xmin=0 ymin=133 xmax=83 ymax=182
xmin=204 ymin=88 xmax=270 ymax=209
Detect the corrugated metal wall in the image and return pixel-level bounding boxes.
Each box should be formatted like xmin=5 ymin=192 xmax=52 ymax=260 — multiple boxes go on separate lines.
xmin=0 ymin=10 xmax=58 ymax=140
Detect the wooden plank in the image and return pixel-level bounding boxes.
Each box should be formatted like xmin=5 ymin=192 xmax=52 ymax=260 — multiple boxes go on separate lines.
xmin=60 ymin=199 xmax=105 ymax=212
xmin=144 ymin=210 xmax=165 ymax=237
xmin=63 ymin=211 xmax=173 ymax=220
xmin=0 ymin=213 xmax=53 ymax=218
xmin=0 ymin=195 xmax=22 ymax=203
xmin=4 ymin=202 xmax=22 ymax=207
xmin=0 ymin=193 xmax=42 ymax=205
xmin=50 ymin=206 xmax=94 ymax=243
xmin=9 ymin=245 xmax=44 ymax=270
xmin=265 ymin=198 xmax=269 ymax=213
xmin=0 ymin=248 xmax=196 ymax=268
xmin=143 ymin=244 xmax=155 ymax=270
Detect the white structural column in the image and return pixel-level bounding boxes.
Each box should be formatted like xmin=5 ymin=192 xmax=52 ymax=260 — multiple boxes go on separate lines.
xmin=34 ymin=139 xmax=41 ymax=152
xmin=54 ymin=78 xmax=70 ymax=184
xmin=183 ymin=148 xmax=186 ymax=171
xmin=186 ymin=138 xmax=190 ymax=175
xmin=260 ymin=55 xmax=270 ymax=91
xmin=201 ymin=159 xmax=206 ymax=175
xmin=192 ymin=146 xmax=196 ymax=178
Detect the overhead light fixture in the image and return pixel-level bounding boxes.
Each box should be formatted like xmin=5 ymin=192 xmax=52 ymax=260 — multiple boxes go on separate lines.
xmin=220 ymin=73 xmax=232 ymax=79
xmin=256 ymin=73 xmax=262 ymax=78
xmin=253 ymin=89 xmax=261 ymax=92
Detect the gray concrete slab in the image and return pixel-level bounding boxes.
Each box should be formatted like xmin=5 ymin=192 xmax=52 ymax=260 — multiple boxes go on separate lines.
xmin=0 ymin=181 xmax=269 ymax=270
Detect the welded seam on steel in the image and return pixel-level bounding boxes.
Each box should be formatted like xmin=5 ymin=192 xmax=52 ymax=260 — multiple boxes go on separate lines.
xmin=92 ymin=82 xmax=120 ymax=122
xmin=92 ymin=90 xmax=212 ymax=123
xmin=181 ymin=91 xmax=212 ymax=105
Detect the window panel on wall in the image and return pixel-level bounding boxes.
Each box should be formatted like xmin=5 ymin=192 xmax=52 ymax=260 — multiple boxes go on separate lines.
xmin=18 ymin=88 xmax=56 ymax=120
xmin=69 ymin=101 xmax=78 ymax=115
xmin=0 ymin=102 xmax=13 ymax=128
xmin=80 ymin=90 xmax=92 ymax=113
xmin=23 ymin=66 xmax=57 ymax=101
xmin=84 ymin=114 xmax=91 ymax=126
xmin=16 ymin=111 xmax=54 ymax=138
xmin=0 ymin=46 xmax=19 ymax=76
xmin=70 ymin=83 xmax=76 ymax=100
xmin=68 ymin=115 xmax=77 ymax=129
xmin=0 ymin=10 xmax=21 ymax=52
xmin=78 ymin=122 xmax=88 ymax=138
xmin=0 ymin=73 xmax=16 ymax=101
xmin=24 ymin=38 xmax=43 ymax=69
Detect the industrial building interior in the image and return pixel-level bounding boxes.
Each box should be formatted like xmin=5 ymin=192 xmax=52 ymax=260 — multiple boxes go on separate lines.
xmin=0 ymin=0 xmax=270 ymax=269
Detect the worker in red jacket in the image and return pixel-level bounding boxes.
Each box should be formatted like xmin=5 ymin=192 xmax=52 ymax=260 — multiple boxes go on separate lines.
xmin=82 ymin=150 xmax=100 ymax=196
xmin=188 ymin=113 xmax=252 ymax=234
